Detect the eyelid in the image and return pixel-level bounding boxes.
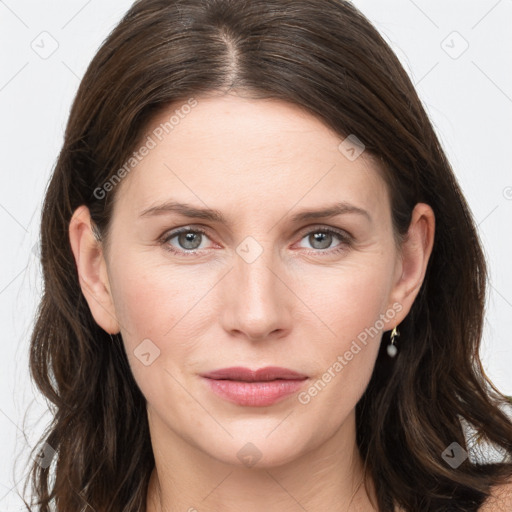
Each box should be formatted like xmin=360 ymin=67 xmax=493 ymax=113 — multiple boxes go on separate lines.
xmin=295 ymin=223 xmax=353 ymax=241
xmin=159 ymin=223 xmax=354 ymax=256
xmin=159 ymin=225 xmax=212 ymax=245
xmin=160 ymin=223 xmax=353 ymax=240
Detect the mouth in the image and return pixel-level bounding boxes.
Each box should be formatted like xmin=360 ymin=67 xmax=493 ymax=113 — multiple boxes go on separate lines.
xmin=200 ymin=366 xmax=309 ymax=406
xmin=199 ymin=366 xmax=308 ymax=382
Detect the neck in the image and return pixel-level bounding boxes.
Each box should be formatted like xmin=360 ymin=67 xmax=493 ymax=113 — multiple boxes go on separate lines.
xmin=145 ymin=408 xmax=378 ymax=512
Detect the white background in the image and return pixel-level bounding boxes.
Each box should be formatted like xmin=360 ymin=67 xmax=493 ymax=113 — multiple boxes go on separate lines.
xmin=1 ymin=1 xmax=511 ymax=509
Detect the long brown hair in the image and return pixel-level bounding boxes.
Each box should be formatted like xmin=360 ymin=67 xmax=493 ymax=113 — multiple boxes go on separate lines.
xmin=23 ymin=0 xmax=512 ymax=510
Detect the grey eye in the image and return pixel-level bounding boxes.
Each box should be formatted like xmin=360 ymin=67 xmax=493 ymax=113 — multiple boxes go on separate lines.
xmin=175 ymin=231 xmax=204 ymax=250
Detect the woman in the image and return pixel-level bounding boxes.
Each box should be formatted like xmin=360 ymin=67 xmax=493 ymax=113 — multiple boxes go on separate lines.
xmin=24 ymin=0 xmax=512 ymax=510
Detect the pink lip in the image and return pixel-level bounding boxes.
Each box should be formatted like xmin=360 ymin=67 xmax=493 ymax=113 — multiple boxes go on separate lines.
xmin=200 ymin=366 xmax=308 ymax=407
xmin=200 ymin=366 xmax=307 ymax=381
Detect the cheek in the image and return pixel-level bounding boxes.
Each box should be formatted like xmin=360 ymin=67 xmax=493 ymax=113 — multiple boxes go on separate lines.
xmin=109 ymin=252 xmax=211 ymax=340
xmin=293 ymin=261 xmax=392 ymax=412
xmin=294 ymin=255 xmax=393 ymax=334
xmin=108 ymin=258 xmax=215 ymax=390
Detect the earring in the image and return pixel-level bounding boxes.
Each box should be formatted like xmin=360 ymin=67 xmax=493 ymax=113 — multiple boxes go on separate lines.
xmin=387 ymin=326 xmax=399 ymax=358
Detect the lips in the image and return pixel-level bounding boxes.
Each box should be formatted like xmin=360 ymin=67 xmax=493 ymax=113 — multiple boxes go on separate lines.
xmin=200 ymin=366 xmax=309 ymax=406
xmin=200 ymin=366 xmax=308 ymax=382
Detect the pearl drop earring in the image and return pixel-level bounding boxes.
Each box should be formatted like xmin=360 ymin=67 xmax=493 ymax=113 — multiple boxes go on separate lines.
xmin=387 ymin=326 xmax=399 ymax=357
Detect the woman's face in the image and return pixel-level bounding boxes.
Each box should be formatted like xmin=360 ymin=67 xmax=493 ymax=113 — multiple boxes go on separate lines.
xmin=72 ymin=93 xmax=433 ymax=468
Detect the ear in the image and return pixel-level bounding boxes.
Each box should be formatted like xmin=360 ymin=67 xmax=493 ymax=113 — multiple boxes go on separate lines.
xmin=68 ymin=205 xmax=120 ymax=334
xmin=387 ymin=202 xmax=435 ymax=325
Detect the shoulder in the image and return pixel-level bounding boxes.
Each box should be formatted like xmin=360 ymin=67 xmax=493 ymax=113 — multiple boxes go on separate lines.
xmin=479 ymin=478 xmax=512 ymax=511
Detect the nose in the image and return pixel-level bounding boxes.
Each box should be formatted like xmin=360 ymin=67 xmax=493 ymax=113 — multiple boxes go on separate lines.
xmin=220 ymin=242 xmax=293 ymax=342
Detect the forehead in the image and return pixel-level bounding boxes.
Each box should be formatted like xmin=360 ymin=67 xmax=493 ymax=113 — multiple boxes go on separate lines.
xmin=145 ymin=94 xmax=345 ymax=163
xmin=114 ymin=94 xmax=388 ymax=217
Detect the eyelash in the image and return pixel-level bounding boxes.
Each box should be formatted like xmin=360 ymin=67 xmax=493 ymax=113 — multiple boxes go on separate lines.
xmin=159 ymin=225 xmax=353 ymax=258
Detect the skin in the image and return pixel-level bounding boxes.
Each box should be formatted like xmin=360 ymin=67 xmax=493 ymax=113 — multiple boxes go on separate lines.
xmin=69 ymin=93 xmax=435 ymax=511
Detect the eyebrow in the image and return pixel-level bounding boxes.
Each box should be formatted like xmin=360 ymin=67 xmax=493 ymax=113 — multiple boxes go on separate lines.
xmin=138 ymin=200 xmax=371 ymax=225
